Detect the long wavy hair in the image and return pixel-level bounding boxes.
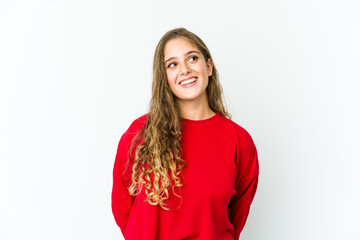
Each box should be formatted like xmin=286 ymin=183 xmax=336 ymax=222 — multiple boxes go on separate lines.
xmin=126 ymin=27 xmax=231 ymax=210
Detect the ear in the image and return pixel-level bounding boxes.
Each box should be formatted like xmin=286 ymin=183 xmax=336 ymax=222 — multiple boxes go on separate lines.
xmin=207 ymin=58 xmax=213 ymax=77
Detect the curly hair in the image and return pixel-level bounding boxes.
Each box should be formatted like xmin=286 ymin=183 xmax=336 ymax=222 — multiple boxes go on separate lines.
xmin=126 ymin=27 xmax=231 ymax=210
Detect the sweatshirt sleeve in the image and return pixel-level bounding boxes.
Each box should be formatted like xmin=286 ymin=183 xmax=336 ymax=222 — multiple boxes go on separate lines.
xmin=228 ymin=126 xmax=259 ymax=240
xmin=111 ymin=131 xmax=136 ymax=236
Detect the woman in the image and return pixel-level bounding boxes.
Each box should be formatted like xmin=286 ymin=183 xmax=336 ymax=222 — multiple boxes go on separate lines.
xmin=112 ymin=27 xmax=259 ymax=240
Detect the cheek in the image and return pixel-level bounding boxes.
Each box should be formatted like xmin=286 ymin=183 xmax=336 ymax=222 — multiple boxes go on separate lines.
xmin=166 ymin=71 xmax=177 ymax=85
xmin=166 ymin=78 xmax=178 ymax=96
xmin=166 ymin=73 xmax=175 ymax=91
xmin=194 ymin=63 xmax=207 ymax=75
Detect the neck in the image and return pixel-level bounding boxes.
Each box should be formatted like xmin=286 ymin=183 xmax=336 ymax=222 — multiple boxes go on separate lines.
xmin=176 ymin=94 xmax=215 ymax=120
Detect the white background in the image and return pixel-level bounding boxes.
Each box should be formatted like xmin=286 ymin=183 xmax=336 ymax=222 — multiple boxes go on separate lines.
xmin=1 ymin=0 xmax=359 ymax=239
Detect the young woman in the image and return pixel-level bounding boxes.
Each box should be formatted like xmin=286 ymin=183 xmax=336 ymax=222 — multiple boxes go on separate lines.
xmin=112 ymin=27 xmax=259 ymax=240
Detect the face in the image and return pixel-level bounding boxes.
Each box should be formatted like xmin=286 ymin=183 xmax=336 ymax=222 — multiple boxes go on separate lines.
xmin=164 ymin=36 xmax=213 ymax=104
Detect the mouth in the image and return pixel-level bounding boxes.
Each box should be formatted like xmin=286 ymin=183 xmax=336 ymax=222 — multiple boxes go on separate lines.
xmin=179 ymin=77 xmax=197 ymax=86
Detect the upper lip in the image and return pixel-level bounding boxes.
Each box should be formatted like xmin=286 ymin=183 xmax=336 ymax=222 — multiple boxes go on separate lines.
xmin=179 ymin=76 xmax=197 ymax=85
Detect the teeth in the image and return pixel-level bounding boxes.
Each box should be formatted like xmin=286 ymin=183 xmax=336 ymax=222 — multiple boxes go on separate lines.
xmin=180 ymin=78 xmax=196 ymax=85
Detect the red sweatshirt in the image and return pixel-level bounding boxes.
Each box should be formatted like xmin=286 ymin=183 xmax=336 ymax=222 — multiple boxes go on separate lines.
xmin=112 ymin=112 xmax=259 ymax=240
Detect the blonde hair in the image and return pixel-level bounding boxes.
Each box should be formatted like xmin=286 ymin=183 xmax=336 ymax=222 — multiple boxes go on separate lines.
xmin=126 ymin=27 xmax=231 ymax=210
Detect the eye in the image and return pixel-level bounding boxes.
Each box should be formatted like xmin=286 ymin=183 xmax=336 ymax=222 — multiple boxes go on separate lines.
xmin=167 ymin=62 xmax=176 ymax=68
xmin=189 ymin=55 xmax=198 ymax=62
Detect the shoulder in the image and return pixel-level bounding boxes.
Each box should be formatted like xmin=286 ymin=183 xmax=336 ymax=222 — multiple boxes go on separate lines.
xmin=124 ymin=113 xmax=148 ymax=136
xmin=218 ymin=116 xmax=259 ymax=179
xmin=118 ymin=113 xmax=148 ymax=149
xmin=217 ymin=115 xmax=256 ymax=150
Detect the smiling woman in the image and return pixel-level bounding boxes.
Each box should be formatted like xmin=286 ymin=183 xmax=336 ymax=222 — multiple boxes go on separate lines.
xmin=111 ymin=27 xmax=259 ymax=240
xmin=164 ymin=36 xmax=213 ymax=109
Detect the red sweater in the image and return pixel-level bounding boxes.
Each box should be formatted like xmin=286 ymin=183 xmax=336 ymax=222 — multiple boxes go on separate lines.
xmin=112 ymin=112 xmax=259 ymax=240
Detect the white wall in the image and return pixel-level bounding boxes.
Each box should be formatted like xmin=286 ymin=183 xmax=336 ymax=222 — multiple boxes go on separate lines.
xmin=1 ymin=0 xmax=359 ymax=239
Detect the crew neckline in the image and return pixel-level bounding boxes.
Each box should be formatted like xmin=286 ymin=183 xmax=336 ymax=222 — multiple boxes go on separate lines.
xmin=181 ymin=111 xmax=220 ymax=125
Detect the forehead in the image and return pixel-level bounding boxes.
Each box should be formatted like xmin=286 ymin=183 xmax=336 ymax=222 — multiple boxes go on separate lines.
xmin=164 ymin=37 xmax=199 ymax=58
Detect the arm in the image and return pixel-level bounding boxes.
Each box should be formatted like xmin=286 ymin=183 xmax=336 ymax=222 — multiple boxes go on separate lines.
xmin=229 ymin=128 xmax=259 ymax=240
xmin=111 ymin=133 xmax=135 ymax=236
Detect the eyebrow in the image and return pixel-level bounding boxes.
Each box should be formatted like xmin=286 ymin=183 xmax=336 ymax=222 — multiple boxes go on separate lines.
xmin=164 ymin=50 xmax=200 ymax=64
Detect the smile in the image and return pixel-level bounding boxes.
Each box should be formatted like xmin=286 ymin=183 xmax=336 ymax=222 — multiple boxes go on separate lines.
xmin=180 ymin=77 xmax=197 ymax=86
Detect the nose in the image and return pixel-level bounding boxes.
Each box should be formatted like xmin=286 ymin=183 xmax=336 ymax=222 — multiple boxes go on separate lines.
xmin=180 ymin=62 xmax=191 ymax=75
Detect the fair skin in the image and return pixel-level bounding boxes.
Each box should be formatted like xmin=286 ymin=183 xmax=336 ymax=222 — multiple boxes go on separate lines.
xmin=164 ymin=36 xmax=215 ymax=120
